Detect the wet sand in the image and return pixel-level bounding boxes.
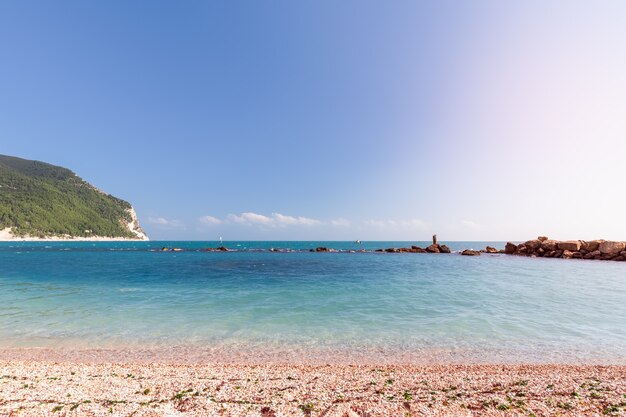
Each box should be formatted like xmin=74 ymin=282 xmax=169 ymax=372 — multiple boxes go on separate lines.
xmin=1 ymin=350 xmax=625 ymax=416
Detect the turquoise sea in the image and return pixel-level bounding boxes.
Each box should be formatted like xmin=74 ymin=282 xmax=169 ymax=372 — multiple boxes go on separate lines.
xmin=1 ymin=241 xmax=625 ymax=363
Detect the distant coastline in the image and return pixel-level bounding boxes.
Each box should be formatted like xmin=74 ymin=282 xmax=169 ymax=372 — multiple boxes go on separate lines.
xmin=0 ymin=227 xmax=149 ymax=242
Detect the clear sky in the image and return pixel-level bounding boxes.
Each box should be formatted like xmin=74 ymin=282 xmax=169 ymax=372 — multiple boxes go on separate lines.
xmin=2 ymin=1 xmax=626 ymax=241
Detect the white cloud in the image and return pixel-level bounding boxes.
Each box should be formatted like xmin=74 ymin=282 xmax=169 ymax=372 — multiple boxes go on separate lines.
xmin=199 ymin=215 xmax=222 ymax=225
xmin=272 ymin=213 xmax=321 ymax=226
xmin=228 ymin=212 xmax=273 ymax=225
xmin=331 ymin=217 xmax=351 ymax=227
xmin=147 ymin=217 xmax=184 ymax=228
xmin=226 ymin=212 xmax=321 ymax=227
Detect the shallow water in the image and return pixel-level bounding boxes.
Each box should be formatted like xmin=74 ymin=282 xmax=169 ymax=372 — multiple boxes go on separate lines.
xmin=1 ymin=241 xmax=625 ymax=363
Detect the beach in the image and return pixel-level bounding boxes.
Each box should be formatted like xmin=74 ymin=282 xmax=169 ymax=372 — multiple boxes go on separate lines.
xmin=1 ymin=353 xmax=625 ymax=416
xmin=2 ymin=242 xmax=626 ymax=415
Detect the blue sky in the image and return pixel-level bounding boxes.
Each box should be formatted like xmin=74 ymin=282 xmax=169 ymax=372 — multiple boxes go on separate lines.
xmin=2 ymin=1 xmax=626 ymax=240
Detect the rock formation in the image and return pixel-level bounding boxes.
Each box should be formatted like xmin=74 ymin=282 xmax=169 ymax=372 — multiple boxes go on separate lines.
xmin=504 ymin=237 xmax=626 ymax=262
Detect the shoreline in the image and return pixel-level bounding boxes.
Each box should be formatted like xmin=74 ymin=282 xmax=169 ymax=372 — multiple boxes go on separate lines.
xmin=1 ymin=346 xmax=626 ymax=367
xmin=1 ymin=358 xmax=625 ymax=416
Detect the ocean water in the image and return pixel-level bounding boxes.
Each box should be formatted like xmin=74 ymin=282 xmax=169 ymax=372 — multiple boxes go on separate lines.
xmin=1 ymin=241 xmax=625 ymax=363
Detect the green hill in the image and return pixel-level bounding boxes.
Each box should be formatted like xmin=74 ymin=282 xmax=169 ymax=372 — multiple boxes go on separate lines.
xmin=0 ymin=154 xmax=148 ymax=240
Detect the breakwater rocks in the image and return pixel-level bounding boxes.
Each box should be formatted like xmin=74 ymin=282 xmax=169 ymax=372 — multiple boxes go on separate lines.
xmin=373 ymin=243 xmax=451 ymax=254
xmin=505 ymin=237 xmax=626 ymax=262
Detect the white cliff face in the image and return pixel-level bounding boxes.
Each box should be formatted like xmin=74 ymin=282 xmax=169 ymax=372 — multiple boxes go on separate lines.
xmin=125 ymin=207 xmax=149 ymax=241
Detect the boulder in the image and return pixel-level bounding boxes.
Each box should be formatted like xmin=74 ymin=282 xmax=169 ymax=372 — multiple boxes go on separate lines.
xmin=439 ymin=245 xmax=451 ymax=254
xmin=612 ymin=256 xmax=626 ymax=262
xmin=411 ymin=245 xmax=423 ymax=251
xmin=599 ymin=241 xmax=625 ymax=255
xmin=544 ymin=251 xmax=556 ymax=258
xmin=571 ymin=252 xmax=583 ymax=259
xmin=426 ymin=244 xmax=440 ymax=253
xmin=485 ymin=246 xmax=498 ymax=253
xmin=541 ymin=240 xmax=559 ymax=252
xmin=524 ymin=239 xmax=542 ymax=251
xmin=581 ymin=240 xmax=600 ymax=252
xmin=558 ymin=241 xmax=581 ymax=251
xmin=461 ymin=249 xmax=480 ymax=256
xmin=537 ymin=236 xmax=549 ymax=242
xmin=313 ymin=247 xmax=332 ymax=252
xmin=411 ymin=247 xmax=426 ymax=253
xmin=561 ymin=250 xmax=574 ymax=259
xmin=385 ymin=248 xmax=398 ymax=253
xmin=504 ymin=242 xmax=518 ymax=255
xmin=584 ymin=250 xmax=601 ymax=260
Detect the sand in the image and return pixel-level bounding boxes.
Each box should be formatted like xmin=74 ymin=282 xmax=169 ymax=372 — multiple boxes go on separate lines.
xmin=1 ymin=351 xmax=625 ymax=416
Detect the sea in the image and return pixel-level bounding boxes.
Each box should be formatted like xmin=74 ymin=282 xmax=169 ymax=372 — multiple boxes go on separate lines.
xmin=1 ymin=241 xmax=625 ymax=364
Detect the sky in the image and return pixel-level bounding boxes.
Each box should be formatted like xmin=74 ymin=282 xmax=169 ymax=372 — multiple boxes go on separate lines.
xmin=1 ymin=1 xmax=626 ymax=241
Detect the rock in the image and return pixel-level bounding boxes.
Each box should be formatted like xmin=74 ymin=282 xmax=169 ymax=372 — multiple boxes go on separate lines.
xmin=518 ymin=245 xmax=528 ymax=254
xmin=439 ymin=245 xmax=451 ymax=254
xmin=504 ymin=242 xmax=517 ymax=254
xmin=599 ymin=241 xmax=625 ymax=255
xmin=426 ymin=244 xmax=440 ymax=253
xmin=485 ymin=246 xmax=498 ymax=253
xmin=571 ymin=252 xmax=583 ymax=259
xmin=612 ymin=256 xmax=626 ymax=262
xmin=541 ymin=240 xmax=559 ymax=252
xmin=558 ymin=241 xmax=581 ymax=251
xmin=411 ymin=247 xmax=426 ymax=253
xmin=411 ymin=245 xmax=423 ymax=251
xmin=461 ymin=249 xmax=480 ymax=256
xmin=561 ymin=250 xmax=574 ymax=259
xmin=601 ymin=253 xmax=617 ymax=261
xmin=581 ymin=240 xmax=601 ymax=252
xmin=554 ymin=250 xmax=564 ymax=258
xmin=621 ymin=251 xmax=626 ymax=257
xmin=524 ymin=239 xmax=542 ymax=251
xmin=374 ymin=249 xmax=384 ymax=252
xmin=537 ymin=236 xmax=549 ymax=242
xmin=537 ymin=247 xmax=545 ymax=256
xmin=584 ymin=250 xmax=600 ymax=260
xmin=313 ymin=247 xmax=331 ymax=252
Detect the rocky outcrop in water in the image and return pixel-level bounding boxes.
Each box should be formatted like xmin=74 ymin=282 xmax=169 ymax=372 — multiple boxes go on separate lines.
xmin=504 ymin=237 xmax=626 ymax=262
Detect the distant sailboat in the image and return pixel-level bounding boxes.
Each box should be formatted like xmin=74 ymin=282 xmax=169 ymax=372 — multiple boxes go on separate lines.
xmin=355 ymin=240 xmax=362 ymax=244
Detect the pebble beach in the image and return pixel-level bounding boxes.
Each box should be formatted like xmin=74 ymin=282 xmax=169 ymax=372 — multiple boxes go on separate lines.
xmin=1 ymin=356 xmax=626 ymax=416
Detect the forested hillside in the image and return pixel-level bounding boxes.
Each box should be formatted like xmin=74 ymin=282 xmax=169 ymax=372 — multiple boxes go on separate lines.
xmin=0 ymin=154 xmax=146 ymax=239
